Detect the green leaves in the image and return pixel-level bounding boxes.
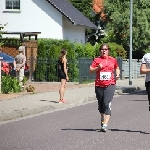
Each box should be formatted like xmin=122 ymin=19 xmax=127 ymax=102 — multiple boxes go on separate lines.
xmin=68 ymin=0 xmax=94 ymax=20
xmin=1 ymin=75 xmax=21 ymax=94
xmin=0 ymin=23 xmax=7 ymax=46
xmin=103 ymin=0 xmax=150 ymax=58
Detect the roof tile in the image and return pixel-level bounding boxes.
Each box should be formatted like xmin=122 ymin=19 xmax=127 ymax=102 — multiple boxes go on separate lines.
xmin=46 ymin=0 xmax=97 ymax=29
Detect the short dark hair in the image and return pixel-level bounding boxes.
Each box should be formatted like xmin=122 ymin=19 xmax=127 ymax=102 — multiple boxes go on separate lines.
xmin=99 ymin=43 xmax=110 ymax=51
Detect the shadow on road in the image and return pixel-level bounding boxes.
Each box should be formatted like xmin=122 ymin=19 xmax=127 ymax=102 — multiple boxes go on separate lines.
xmin=128 ymin=90 xmax=147 ymax=95
xmin=61 ymin=128 xmax=150 ymax=134
xmin=128 ymin=99 xmax=148 ymax=101
xmin=40 ymin=100 xmax=59 ymax=103
xmin=61 ymin=128 xmax=100 ymax=132
xmin=110 ymin=129 xmax=150 ymax=134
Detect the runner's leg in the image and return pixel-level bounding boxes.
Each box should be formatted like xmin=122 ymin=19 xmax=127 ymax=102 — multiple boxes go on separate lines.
xmin=103 ymin=85 xmax=116 ymax=125
xmin=95 ymin=86 xmax=104 ymax=126
xmin=59 ymin=79 xmax=66 ymax=101
xmin=146 ymin=83 xmax=150 ymax=111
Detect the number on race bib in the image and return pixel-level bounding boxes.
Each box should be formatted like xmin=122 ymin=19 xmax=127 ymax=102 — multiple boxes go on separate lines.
xmin=100 ymin=72 xmax=111 ymax=80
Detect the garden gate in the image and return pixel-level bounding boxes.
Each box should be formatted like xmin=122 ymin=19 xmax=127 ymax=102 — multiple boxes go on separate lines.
xmin=0 ymin=32 xmax=41 ymax=79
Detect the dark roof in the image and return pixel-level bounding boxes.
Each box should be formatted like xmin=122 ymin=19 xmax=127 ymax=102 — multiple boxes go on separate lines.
xmin=46 ymin=0 xmax=97 ymax=29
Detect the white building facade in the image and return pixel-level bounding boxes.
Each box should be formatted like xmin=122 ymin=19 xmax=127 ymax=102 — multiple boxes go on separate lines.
xmin=0 ymin=0 xmax=96 ymax=43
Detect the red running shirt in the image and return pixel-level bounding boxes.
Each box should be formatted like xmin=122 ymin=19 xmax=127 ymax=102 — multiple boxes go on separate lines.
xmin=91 ymin=56 xmax=119 ymax=87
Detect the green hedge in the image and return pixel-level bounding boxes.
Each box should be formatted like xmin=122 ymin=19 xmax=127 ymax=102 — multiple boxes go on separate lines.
xmin=34 ymin=39 xmax=127 ymax=82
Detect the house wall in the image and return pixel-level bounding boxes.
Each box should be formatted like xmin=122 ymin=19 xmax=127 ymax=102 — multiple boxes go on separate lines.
xmin=63 ymin=17 xmax=85 ymax=44
xmin=0 ymin=0 xmax=63 ymax=39
xmin=0 ymin=0 xmax=87 ymax=43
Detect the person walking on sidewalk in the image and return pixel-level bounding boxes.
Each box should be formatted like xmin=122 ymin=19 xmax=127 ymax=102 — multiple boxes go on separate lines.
xmin=13 ymin=46 xmax=26 ymax=88
xmin=140 ymin=53 xmax=150 ymax=111
xmin=58 ymin=49 xmax=69 ymax=103
xmin=89 ymin=43 xmax=120 ymax=132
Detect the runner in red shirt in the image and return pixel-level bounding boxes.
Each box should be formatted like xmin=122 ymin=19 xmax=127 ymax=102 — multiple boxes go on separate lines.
xmin=89 ymin=43 xmax=120 ymax=132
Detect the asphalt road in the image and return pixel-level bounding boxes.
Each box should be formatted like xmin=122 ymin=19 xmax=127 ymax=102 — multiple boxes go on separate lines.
xmin=0 ymin=90 xmax=150 ymax=150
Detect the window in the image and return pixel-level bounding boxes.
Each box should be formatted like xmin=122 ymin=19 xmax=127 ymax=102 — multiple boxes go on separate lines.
xmin=5 ymin=0 xmax=20 ymax=10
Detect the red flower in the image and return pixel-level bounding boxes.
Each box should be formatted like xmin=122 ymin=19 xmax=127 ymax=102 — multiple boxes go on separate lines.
xmin=1 ymin=61 xmax=10 ymax=75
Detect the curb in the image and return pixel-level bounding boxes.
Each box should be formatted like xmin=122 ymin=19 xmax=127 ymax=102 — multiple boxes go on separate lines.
xmin=115 ymin=86 xmax=142 ymax=95
xmin=0 ymin=105 xmax=55 ymax=122
xmin=0 ymin=86 xmax=144 ymax=122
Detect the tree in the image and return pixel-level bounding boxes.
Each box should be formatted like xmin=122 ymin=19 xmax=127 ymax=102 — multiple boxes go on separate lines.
xmin=34 ymin=41 xmax=47 ymax=81
xmin=0 ymin=24 xmax=6 ymax=47
xmin=68 ymin=0 xmax=95 ymax=23
xmin=103 ymin=0 xmax=150 ymax=59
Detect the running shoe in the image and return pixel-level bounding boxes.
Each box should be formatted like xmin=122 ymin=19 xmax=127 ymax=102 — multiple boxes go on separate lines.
xmin=59 ymin=99 xmax=63 ymax=103
xmin=101 ymin=125 xmax=107 ymax=132
xmin=59 ymin=99 xmax=67 ymax=103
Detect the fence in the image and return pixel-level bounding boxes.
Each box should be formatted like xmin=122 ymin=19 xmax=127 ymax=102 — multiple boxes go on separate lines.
xmin=117 ymin=58 xmax=145 ymax=80
xmin=78 ymin=58 xmax=95 ymax=83
xmin=27 ymin=58 xmax=145 ymax=84
xmin=27 ymin=57 xmax=78 ymax=82
xmin=78 ymin=58 xmax=145 ymax=83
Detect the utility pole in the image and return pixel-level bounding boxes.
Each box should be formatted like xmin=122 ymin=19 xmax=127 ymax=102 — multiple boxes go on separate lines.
xmin=129 ymin=0 xmax=133 ymax=85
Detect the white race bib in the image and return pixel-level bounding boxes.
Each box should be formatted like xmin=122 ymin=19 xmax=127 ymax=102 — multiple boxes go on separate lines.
xmin=100 ymin=72 xmax=111 ymax=80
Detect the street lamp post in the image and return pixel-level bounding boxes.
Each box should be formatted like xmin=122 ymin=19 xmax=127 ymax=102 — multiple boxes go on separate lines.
xmin=129 ymin=0 xmax=133 ymax=85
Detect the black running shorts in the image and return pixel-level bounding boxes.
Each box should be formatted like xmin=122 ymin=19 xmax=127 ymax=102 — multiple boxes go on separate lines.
xmin=95 ymin=84 xmax=116 ymax=115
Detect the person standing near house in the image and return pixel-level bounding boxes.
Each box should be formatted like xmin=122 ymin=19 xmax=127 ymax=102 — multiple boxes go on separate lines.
xmin=89 ymin=43 xmax=120 ymax=132
xmin=13 ymin=46 xmax=26 ymax=88
xmin=58 ymin=49 xmax=69 ymax=103
xmin=140 ymin=53 xmax=150 ymax=111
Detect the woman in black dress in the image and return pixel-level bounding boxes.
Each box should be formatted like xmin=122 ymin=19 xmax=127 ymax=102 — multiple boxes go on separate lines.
xmin=58 ymin=49 xmax=69 ymax=103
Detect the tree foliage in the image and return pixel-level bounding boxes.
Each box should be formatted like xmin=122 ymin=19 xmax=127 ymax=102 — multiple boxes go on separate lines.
xmin=0 ymin=24 xmax=6 ymax=47
xmin=103 ymin=0 xmax=150 ymax=58
xmin=68 ymin=0 xmax=95 ymax=23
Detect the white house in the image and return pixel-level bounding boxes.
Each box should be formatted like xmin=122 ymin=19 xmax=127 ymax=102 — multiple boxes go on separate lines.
xmin=0 ymin=0 xmax=97 ymax=43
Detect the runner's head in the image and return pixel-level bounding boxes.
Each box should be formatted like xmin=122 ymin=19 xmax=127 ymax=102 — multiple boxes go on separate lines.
xmin=58 ymin=48 xmax=67 ymax=61
xmin=99 ymin=43 xmax=110 ymax=57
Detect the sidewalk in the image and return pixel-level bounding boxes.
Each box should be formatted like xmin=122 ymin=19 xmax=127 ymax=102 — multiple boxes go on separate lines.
xmin=0 ymin=78 xmax=146 ymax=122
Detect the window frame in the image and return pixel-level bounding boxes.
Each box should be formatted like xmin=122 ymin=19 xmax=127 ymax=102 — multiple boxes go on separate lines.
xmin=3 ymin=0 xmax=21 ymax=12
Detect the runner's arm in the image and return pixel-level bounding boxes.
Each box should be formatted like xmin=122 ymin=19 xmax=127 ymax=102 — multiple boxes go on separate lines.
xmin=140 ymin=63 xmax=150 ymax=74
xmin=116 ymin=67 xmax=120 ymax=77
xmin=89 ymin=64 xmax=101 ymax=74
